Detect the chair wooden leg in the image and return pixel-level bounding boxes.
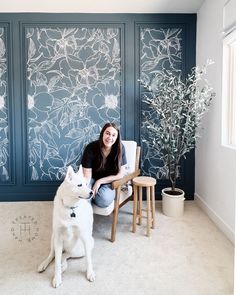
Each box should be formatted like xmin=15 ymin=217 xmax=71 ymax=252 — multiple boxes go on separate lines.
xmin=111 ymin=187 xmax=121 ymax=242
xmin=111 ymin=207 xmax=118 ymax=242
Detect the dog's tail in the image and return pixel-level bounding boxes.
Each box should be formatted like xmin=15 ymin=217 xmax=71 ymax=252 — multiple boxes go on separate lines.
xmin=38 ymin=235 xmax=55 ymax=272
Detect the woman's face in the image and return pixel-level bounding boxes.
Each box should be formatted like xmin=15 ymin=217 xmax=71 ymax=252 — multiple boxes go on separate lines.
xmin=102 ymin=126 xmax=118 ymax=149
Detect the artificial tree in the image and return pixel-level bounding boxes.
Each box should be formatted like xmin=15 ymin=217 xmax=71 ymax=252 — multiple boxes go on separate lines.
xmin=140 ymin=60 xmax=215 ymax=194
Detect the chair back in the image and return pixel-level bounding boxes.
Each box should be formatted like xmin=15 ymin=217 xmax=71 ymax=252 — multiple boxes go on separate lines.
xmin=122 ymin=140 xmax=137 ymax=174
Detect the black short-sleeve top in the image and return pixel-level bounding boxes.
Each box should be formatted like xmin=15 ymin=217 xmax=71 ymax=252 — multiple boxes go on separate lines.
xmin=81 ymin=140 xmax=127 ymax=180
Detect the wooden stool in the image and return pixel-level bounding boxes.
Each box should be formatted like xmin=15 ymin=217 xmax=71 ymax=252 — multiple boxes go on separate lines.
xmin=132 ymin=176 xmax=156 ymax=236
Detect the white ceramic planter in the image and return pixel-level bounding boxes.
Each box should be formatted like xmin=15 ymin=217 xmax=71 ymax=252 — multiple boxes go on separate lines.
xmin=162 ymin=187 xmax=185 ymax=217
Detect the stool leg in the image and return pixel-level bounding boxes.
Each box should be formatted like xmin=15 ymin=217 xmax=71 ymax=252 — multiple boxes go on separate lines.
xmin=151 ymin=185 xmax=155 ymax=229
xmin=137 ymin=187 xmax=140 ymax=223
xmin=138 ymin=186 xmax=142 ymax=225
xmin=146 ymin=187 xmax=151 ymax=237
xmin=132 ymin=185 xmax=138 ymax=233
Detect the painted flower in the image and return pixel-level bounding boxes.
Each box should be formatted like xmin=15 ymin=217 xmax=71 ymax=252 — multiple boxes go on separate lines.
xmin=76 ymin=66 xmax=99 ymax=86
xmin=105 ymin=94 xmax=118 ymax=109
xmin=27 ymin=92 xmax=54 ymax=123
xmin=54 ymin=35 xmax=77 ymax=56
xmin=0 ymin=95 xmax=5 ymax=109
xmin=28 ymin=95 xmax=34 ymax=110
xmin=141 ymin=28 xmax=182 ymax=73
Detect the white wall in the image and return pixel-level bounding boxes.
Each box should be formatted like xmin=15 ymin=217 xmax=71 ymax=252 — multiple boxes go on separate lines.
xmin=195 ymin=0 xmax=236 ymax=243
xmin=223 ymin=0 xmax=236 ymax=32
xmin=0 ymin=0 xmax=204 ymax=13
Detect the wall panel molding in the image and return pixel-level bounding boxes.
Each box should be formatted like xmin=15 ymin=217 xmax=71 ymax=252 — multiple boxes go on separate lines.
xmin=20 ymin=23 xmax=125 ymax=183
xmin=0 ymin=13 xmax=196 ymax=201
xmin=0 ymin=22 xmax=15 ymax=185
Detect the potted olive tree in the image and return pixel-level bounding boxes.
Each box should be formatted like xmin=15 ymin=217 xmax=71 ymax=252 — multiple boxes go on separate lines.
xmin=140 ymin=60 xmax=215 ymax=217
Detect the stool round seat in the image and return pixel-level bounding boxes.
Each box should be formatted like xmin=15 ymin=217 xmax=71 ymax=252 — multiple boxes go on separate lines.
xmin=133 ymin=176 xmax=156 ymax=187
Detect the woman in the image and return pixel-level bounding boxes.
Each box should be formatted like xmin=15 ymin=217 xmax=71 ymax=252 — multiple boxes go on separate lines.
xmin=81 ymin=123 xmax=127 ymax=208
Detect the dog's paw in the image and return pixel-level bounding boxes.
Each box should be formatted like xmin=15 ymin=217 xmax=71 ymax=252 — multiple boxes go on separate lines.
xmin=52 ymin=275 xmax=62 ymax=288
xmin=86 ymin=270 xmax=96 ymax=282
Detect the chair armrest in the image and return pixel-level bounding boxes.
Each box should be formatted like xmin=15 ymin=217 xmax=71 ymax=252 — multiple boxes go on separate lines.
xmin=111 ymin=169 xmax=140 ymax=189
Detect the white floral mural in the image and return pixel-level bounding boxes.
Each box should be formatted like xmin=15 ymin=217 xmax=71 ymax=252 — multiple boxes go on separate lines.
xmin=140 ymin=27 xmax=183 ymax=178
xmin=26 ymin=27 xmax=121 ymax=181
xmin=0 ymin=27 xmax=9 ymax=182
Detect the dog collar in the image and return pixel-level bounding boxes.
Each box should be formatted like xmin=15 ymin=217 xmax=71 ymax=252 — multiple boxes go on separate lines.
xmin=63 ymin=195 xmax=93 ymax=218
xmin=69 ymin=196 xmax=93 ymax=218
xmin=70 ymin=207 xmax=77 ymax=218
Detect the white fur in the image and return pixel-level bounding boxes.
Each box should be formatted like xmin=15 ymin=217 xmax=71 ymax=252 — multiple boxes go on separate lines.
xmin=38 ymin=165 xmax=95 ymax=288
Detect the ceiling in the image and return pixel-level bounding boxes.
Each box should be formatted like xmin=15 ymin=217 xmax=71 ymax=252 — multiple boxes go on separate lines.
xmin=0 ymin=0 xmax=206 ymax=13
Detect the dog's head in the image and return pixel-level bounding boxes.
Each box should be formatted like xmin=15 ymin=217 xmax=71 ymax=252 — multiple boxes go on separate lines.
xmin=60 ymin=165 xmax=93 ymax=207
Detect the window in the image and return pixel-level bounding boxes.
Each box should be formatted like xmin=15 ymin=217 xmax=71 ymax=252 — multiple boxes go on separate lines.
xmin=222 ymin=28 xmax=236 ymax=149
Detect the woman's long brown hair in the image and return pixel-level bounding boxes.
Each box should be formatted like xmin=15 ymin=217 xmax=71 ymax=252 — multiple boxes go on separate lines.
xmin=97 ymin=122 xmax=122 ymax=174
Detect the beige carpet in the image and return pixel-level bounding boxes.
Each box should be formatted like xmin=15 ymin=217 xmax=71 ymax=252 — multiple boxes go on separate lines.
xmin=0 ymin=201 xmax=234 ymax=295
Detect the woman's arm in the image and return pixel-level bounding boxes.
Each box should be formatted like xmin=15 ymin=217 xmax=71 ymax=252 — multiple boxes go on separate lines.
xmin=82 ymin=167 xmax=92 ymax=184
xmin=92 ymin=165 xmax=126 ymax=194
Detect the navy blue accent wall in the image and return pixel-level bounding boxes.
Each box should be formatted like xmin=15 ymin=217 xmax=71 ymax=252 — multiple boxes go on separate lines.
xmin=0 ymin=13 xmax=196 ymax=201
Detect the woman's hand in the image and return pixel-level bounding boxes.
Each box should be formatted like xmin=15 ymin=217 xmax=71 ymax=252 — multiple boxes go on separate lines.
xmin=91 ymin=166 xmax=126 ymax=196
xmin=92 ymin=180 xmax=102 ymax=195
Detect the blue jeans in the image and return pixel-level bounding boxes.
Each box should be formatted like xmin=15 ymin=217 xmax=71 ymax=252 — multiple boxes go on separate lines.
xmin=90 ymin=179 xmax=116 ymax=208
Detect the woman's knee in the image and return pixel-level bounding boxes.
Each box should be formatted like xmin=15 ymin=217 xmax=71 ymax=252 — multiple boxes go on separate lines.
xmin=93 ymin=185 xmax=115 ymax=208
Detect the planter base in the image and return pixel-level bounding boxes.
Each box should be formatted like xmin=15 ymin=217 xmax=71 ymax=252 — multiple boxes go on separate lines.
xmin=162 ymin=188 xmax=185 ymax=217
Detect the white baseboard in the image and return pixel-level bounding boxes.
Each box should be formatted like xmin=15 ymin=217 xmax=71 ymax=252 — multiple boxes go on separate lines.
xmin=195 ymin=193 xmax=234 ymax=244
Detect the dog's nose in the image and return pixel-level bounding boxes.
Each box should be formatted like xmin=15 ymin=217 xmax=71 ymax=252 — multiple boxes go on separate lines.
xmin=77 ymin=184 xmax=82 ymax=187
xmin=89 ymin=191 xmax=93 ymax=197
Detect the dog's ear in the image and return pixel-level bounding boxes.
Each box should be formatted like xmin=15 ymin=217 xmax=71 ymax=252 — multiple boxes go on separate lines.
xmin=65 ymin=165 xmax=74 ymax=181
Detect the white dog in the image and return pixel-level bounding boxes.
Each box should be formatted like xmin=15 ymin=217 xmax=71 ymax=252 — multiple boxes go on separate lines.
xmin=38 ymin=165 xmax=95 ymax=288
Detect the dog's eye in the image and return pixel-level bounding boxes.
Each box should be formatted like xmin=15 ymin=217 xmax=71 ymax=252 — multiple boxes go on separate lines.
xmin=77 ymin=184 xmax=82 ymax=187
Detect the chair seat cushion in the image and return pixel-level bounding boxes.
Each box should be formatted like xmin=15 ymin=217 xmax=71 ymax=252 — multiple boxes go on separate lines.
xmin=92 ymin=184 xmax=133 ymax=216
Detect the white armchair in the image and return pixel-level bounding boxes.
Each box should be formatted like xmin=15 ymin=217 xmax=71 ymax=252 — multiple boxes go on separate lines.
xmin=92 ymin=140 xmax=141 ymax=242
